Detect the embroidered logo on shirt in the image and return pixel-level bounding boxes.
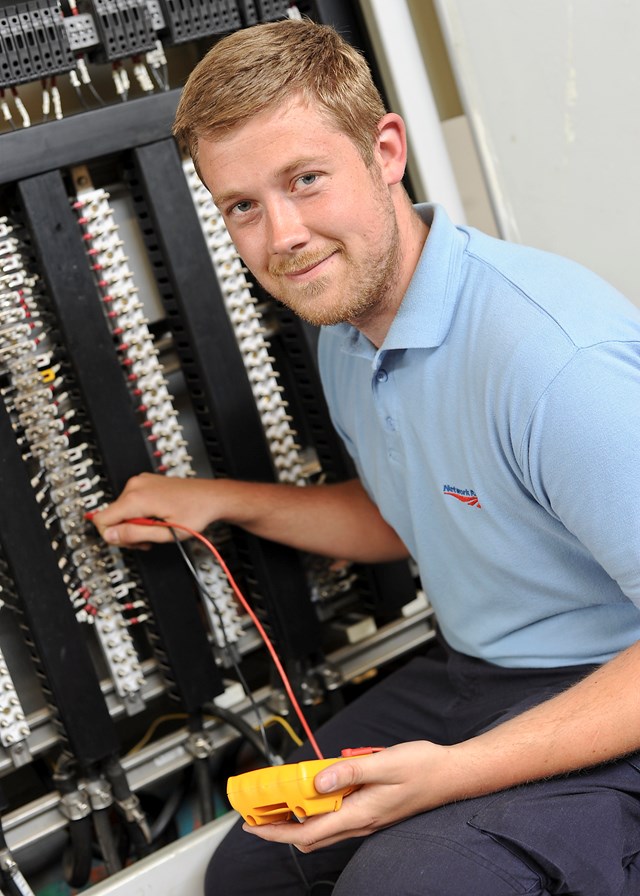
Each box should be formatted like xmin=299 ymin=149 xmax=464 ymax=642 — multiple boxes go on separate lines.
xmin=443 ymin=485 xmax=482 ymax=509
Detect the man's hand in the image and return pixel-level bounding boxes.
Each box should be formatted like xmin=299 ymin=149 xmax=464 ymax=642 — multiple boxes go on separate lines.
xmin=90 ymin=474 xmax=409 ymax=563
xmin=241 ymin=742 xmax=450 ymax=852
xmin=90 ymin=473 xmax=219 ymax=547
xmin=242 ymin=639 xmax=640 ymax=852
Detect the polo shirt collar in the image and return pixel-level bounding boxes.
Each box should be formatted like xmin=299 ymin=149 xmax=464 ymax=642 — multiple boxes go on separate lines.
xmin=381 ymin=203 xmax=465 ymax=351
xmin=330 ymin=203 xmax=466 ymax=360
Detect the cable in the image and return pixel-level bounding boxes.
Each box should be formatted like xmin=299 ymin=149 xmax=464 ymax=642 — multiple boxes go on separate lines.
xmin=90 ymin=510 xmax=325 ymax=896
xmin=194 ymin=754 xmax=214 ymax=825
xmin=170 ymin=531 xmax=273 ymax=761
xmin=126 ymin=710 xmax=297 ymax=775
xmin=287 ymin=844 xmax=338 ymax=895
xmin=263 ymin=715 xmax=304 ymax=748
xmin=127 ymin=713 xmax=189 ymax=755
xmin=92 ymin=808 xmax=121 ymax=876
xmin=125 ymin=517 xmax=323 ymax=760
xmin=149 ymin=767 xmax=191 ymax=843
xmin=103 ymin=757 xmax=151 ymax=857
xmin=203 ymin=703 xmax=274 ymax=765
xmin=101 ymin=516 xmax=325 ymax=894
xmin=52 ymin=755 xmax=92 ymax=889
xmin=61 ymin=814 xmax=92 ymax=888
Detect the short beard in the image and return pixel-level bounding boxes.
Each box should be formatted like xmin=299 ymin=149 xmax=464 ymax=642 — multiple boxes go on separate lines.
xmin=344 ymin=224 xmax=402 ymax=331
xmin=265 ymin=207 xmax=402 ymax=328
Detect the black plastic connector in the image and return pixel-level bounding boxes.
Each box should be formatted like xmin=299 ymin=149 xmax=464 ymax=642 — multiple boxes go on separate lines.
xmin=78 ymin=0 xmax=155 ymax=61
xmin=0 ymin=0 xmax=75 ymax=89
xmin=255 ymin=0 xmax=290 ymax=22
xmin=236 ymin=0 xmax=257 ymax=26
xmin=61 ymin=11 xmax=99 ymax=52
xmin=236 ymin=0 xmax=291 ymax=30
xmin=155 ymin=0 xmax=240 ymax=46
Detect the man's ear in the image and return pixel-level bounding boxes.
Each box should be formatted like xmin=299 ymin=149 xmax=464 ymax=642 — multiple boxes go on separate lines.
xmin=375 ymin=113 xmax=408 ymax=186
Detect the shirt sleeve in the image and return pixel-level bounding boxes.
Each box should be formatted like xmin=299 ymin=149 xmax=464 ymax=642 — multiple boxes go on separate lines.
xmin=523 ymin=340 xmax=640 ymax=606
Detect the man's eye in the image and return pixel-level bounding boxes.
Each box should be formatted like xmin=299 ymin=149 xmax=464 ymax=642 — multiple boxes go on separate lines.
xmin=233 ymin=200 xmax=253 ymax=214
xmin=297 ymin=174 xmax=318 ymax=187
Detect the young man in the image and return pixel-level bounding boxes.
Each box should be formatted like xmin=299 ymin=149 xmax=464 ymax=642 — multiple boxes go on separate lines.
xmin=92 ymin=19 xmax=640 ymax=896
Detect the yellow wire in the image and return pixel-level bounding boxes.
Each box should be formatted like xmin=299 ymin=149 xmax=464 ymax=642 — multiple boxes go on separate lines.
xmin=127 ymin=713 xmax=189 ymax=755
xmin=263 ymin=714 xmax=303 ymax=747
xmin=126 ymin=710 xmax=304 ymax=758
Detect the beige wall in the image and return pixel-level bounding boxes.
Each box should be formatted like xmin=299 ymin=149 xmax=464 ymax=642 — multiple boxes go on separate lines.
xmin=405 ymin=0 xmax=462 ymax=120
xmin=405 ymin=0 xmax=497 ymax=233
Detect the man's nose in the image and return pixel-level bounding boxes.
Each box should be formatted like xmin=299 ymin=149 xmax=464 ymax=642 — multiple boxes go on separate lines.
xmin=266 ymin=199 xmax=309 ymax=255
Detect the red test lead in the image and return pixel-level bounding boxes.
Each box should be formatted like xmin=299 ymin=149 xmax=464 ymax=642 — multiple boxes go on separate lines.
xmin=125 ymin=516 xmax=325 ymax=761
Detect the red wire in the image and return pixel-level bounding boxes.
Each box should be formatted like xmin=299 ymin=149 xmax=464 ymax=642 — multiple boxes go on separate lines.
xmin=126 ymin=517 xmax=324 ymax=760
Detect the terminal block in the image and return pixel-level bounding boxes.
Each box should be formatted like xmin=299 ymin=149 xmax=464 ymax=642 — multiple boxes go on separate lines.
xmin=254 ymin=0 xmax=290 ymax=22
xmin=155 ymin=0 xmax=240 ymax=45
xmin=0 ymin=0 xmax=75 ymax=89
xmin=78 ymin=0 xmax=155 ymax=61
xmin=237 ymin=0 xmax=290 ymax=24
xmin=61 ymin=11 xmax=99 ymax=52
xmin=0 ymin=646 xmax=31 ymax=767
xmin=236 ymin=0 xmax=257 ymax=25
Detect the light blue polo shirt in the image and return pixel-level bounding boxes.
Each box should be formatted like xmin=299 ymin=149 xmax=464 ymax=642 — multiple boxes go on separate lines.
xmin=318 ymin=204 xmax=640 ymax=667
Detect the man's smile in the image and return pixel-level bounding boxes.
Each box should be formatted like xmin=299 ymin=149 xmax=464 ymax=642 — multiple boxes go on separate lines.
xmin=269 ymin=246 xmax=341 ymax=281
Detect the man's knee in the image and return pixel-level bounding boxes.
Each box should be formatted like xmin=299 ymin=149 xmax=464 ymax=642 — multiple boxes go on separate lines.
xmin=334 ymin=760 xmax=640 ymax=896
xmin=204 ymin=820 xmax=246 ymax=896
xmin=204 ymin=817 xmax=358 ymax=896
xmin=204 ymin=820 xmax=299 ymax=896
xmin=332 ymin=814 xmax=545 ymax=896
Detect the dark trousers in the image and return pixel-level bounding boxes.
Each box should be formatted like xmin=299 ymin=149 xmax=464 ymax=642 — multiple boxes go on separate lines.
xmin=205 ymin=638 xmax=640 ymax=895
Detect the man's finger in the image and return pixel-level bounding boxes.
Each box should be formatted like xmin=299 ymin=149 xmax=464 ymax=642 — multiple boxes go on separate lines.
xmin=315 ymin=751 xmax=387 ymax=793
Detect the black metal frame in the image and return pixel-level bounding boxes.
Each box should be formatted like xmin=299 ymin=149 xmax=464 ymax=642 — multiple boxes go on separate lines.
xmin=129 ymin=139 xmax=323 ymax=663
xmin=0 ymin=89 xmax=181 ymax=186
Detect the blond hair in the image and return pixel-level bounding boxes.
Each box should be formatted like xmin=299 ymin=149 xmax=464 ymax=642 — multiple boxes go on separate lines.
xmin=173 ymin=19 xmax=386 ymax=177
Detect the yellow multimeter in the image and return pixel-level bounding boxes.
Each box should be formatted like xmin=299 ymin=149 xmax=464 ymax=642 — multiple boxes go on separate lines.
xmin=227 ymin=747 xmax=384 ymax=826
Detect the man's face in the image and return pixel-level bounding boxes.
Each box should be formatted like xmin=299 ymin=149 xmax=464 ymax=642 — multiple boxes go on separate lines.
xmin=197 ymin=98 xmax=402 ymax=328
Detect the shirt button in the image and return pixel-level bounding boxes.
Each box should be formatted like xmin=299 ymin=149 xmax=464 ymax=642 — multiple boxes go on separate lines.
xmin=386 ymin=417 xmax=396 ymax=431
xmin=376 ymin=369 xmax=388 ymax=382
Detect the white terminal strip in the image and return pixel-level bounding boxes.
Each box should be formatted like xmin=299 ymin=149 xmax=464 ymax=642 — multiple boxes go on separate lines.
xmin=182 ymin=160 xmax=307 ymax=487
xmin=71 ymin=191 xmax=243 ymax=648
xmin=0 ymin=217 xmax=146 ymax=714
xmin=0 ymin=636 xmax=31 ymax=766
